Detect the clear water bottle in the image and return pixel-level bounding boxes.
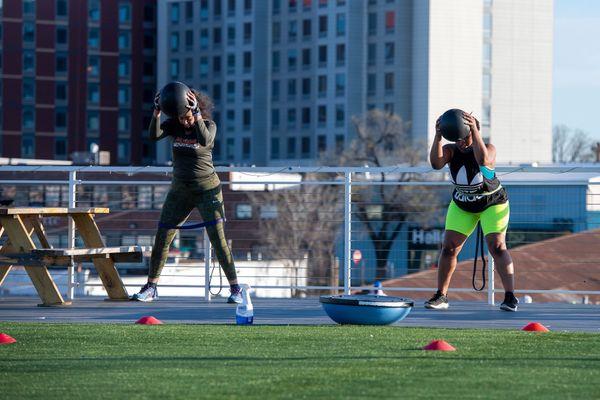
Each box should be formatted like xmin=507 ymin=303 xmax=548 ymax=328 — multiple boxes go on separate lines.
xmin=236 ymin=284 xmax=254 ymax=325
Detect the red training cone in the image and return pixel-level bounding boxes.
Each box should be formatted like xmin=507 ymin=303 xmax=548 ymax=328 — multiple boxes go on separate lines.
xmin=522 ymin=322 xmax=549 ymax=332
xmin=423 ymin=340 xmax=456 ymax=351
xmin=135 ymin=316 xmax=163 ymax=325
xmin=0 ymin=333 xmax=17 ymax=344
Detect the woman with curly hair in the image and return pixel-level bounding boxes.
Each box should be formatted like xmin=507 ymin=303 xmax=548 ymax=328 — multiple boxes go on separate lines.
xmin=131 ymin=81 xmax=242 ymax=304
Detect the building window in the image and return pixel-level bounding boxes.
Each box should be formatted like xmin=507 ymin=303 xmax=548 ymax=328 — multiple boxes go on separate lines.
xmin=318 ymin=105 xmax=326 ymax=126
xmin=243 ymin=80 xmax=251 ymax=99
xmin=56 ymin=53 xmax=68 ymax=73
xmin=260 ymin=204 xmax=278 ymax=219
xmin=23 ymin=22 xmax=35 ymax=43
xmin=385 ymin=11 xmax=395 ymax=33
xmin=242 ymin=137 xmax=251 ymax=158
xmin=289 ymin=0 xmax=298 ymax=12
xmin=318 ymin=75 xmax=327 ymax=97
xmin=483 ymin=72 xmax=491 ymax=97
xmin=318 ymin=45 xmax=327 ymax=66
xmin=56 ymin=0 xmax=68 ymax=17
xmin=244 ymin=22 xmax=252 ymax=43
xmin=144 ymin=4 xmax=155 ymax=22
xmin=170 ymin=32 xmax=179 ymax=51
xmin=301 ymin=107 xmax=311 ymax=127
xmin=185 ymin=1 xmax=193 ymax=22
xmin=302 ymin=48 xmax=311 ymax=68
xmin=384 ymin=103 xmax=394 ymax=114
xmin=272 ymin=22 xmax=281 ymax=43
xmin=117 ymin=140 xmax=130 ymax=164
xmin=368 ymin=43 xmax=376 ymax=65
xmin=22 ymin=134 xmax=35 ymax=158
xmin=272 ymin=80 xmax=280 ymax=100
xmin=336 ymin=13 xmax=346 ymax=36
xmin=214 ymin=0 xmax=222 ymax=16
xmin=335 ymin=73 xmax=345 ymax=96
xmin=319 ymin=0 xmax=328 ymax=7
xmin=88 ymin=56 xmax=100 ymax=77
xmin=200 ymin=29 xmax=209 ymax=48
xmin=236 ymin=204 xmax=253 ymax=219
xmin=89 ymin=0 xmax=100 ymax=22
xmin=302 ymin=78 xmax=311 ymax=97
xmin=23 ymin=51 xmax=35 ymax=73
xmin=23 ymin=79 xmax=35 ymax=101
xmin=272 ymin=51 xmax=280 ymax=71
xmin=184 ymin=30 xmax=193 ymax=49
xmin=226 ymin=138 xmax=235 ymax=159
xmin=170 ymin=60 xmax=179 ymax=78
xmin=170 ymin=3 xmax=180 ymax=23
xmin=213 ymin=83 xmax=221 ymax=102
xmin=55 ymin=109 xmax=67 ymax=130
xmin=228 ymin=0 xmax=236 ymax=15
xmin=317 ymin=135 xmax=326 ymax=153
xmin=287 ymin=108 xmax=296 ymax=128
xmin=287 ymin=137 xmax=296 ymax=158
xmin=213 ymin=27 xmax=222 ymax=45
xmin=243 ymin=110 xmax=251 ymax=129
xmin=227 ymin=54 xmax=236 ymax=72
xmin=22 ymin=107 xmax=35 ymax=130
xmin=384 ymin=42 xmax=394 ymax=64
xmin=227 ymin=25 xmax=235 ymax=44
xmin=244 ymin=0 xmax=252 ymax=13
xmin=272 ymin=109 xmax=280 ymax=129
xmin=384 ymin=72 xmax=394 ymax=94
xmin=367 ymin=73 xmax=376 ymax=95
xmin=288 ymin=20 xmax=297 ymax=41
xmin=55 ymin=138 xmax=67 ymax=158
xmin=88 ymin=83 xmax=100 ymax=103
xmin=318 ymin=15 xmax=328 ymax=37
xmin=273 ymin=0 xmax=281 ymax=14
xmin=303 ymin=19 xmax=312 ymax=38
xmin=118 ymin=86 xmax=130 ymax=104
xmin=213 ymin=56 xmax=221 ymax=73
xmin=56 ymin=26 xmax=68 ymax=45
xmin=87 ymin=111 xmax=99 ymax=131
xmin=301 ymin=137 xmax=310 ymax=158
xmin=198 ymin=57 xmax=208 ymax=77
xmin=288 ymin=49 xmax=297 ymax=70
xmin=88 ymin=28 xmax=100 ymax=48
xmin=335 ymin=104 xmax=345 ymax=127
xmin=243 ymin=52 xmax=252 ymax=70
xmin=271 ymin=137 xmax=280 ymax=159
xmin=287 ymin=79 xmax=296 ymax=99
xmin=118 ymin=111 xmax=130 ymax=131
xmin=336 ymin=44 xmax=345 ymax=66
xmin=144 ymin=60 xmax=155 ymax=77
xmin=118 ymin=31 xmax=130 ymax=50
xmin=119 ymin=57 xmax=131 ymax=78
xmin=368 ymin=13 xmax=377 ymax=35
xmin=119 ymin=2 xmax=131 ymax=23
xmin=23 ymin=0 xmax=36 ymax=15
xmin=56 ymin=82 xmax=67 ymax=101
xmin=335 ymin=134 xmax=344 ymax=154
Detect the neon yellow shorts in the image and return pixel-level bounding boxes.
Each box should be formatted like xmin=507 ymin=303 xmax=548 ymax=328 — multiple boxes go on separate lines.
xmin=445 ymin=201 xmax=510 ymax=237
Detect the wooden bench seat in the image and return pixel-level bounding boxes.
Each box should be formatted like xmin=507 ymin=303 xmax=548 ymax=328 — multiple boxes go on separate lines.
xmin=0 ymin=246 xmax=152 ymax=266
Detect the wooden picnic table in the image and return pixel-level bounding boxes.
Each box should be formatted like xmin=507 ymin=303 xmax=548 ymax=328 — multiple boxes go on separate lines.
xmin=0 ymin=207 xmax=149 ymax=306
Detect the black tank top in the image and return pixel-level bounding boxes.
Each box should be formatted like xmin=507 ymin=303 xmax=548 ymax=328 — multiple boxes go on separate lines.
xmin=448 ymin=146 xmax=507 ymax=213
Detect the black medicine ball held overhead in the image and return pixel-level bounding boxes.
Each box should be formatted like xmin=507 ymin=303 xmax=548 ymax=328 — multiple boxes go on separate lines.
xmin=439 ymin=109 xmax=471 ymax=142
xmin=159 ymin=81 xmax=191 ymax=118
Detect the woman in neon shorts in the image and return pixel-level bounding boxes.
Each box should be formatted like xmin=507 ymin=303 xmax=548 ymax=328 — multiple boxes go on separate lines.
xmin=426 ymin=111 xmax=518 ymax=311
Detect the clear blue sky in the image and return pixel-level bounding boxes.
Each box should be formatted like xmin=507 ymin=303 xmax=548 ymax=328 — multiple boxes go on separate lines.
xmin=554 ymin=0 xmax=600 ymax=139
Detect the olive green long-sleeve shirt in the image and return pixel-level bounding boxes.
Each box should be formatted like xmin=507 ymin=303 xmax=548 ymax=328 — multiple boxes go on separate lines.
xmin=149 ymin=115 xmax=220 ymax=188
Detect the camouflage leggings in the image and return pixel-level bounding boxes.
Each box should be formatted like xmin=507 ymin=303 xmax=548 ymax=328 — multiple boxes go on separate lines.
xmin=148 ymin=180 xmax=237 ymax=282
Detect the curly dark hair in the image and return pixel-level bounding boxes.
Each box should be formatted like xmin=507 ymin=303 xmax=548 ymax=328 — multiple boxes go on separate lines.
xmin=191 ymin=89 xmax=214 ymax=120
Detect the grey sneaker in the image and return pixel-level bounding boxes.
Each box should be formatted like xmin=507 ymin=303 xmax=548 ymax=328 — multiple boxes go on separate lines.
xmin=227 ymin=287 xmax=243 ymax=304
xmin=500 ymin=292 xmax=519 ymax=312
xmin=131 ymin=283 xmax=158 ymax=302
xmin=424 ymin=291 xmax=449 ymax=310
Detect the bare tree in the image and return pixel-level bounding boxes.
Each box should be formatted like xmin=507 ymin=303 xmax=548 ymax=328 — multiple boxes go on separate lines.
xmin=327 ymin=109 xmax=442 ymax=279
xmin=553 ymin=125 xmax=595 ymax=163
xmin=247 ymin=176 xmax=343 ymax=296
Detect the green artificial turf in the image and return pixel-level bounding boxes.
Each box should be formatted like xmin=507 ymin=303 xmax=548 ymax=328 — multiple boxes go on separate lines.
xmin=0 ymin=324 xmax=599 ymax=399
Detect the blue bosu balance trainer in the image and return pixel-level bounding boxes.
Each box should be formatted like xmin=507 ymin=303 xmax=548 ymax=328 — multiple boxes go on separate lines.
xmin=319 ymin=295 xmax=414 ymax=325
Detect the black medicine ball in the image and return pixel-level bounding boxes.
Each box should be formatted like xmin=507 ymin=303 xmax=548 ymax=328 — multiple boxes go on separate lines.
xmin=438 ymin=109 xmax=471 ymax=142
xmin=159 ymin=81 xmax=190 ymax=118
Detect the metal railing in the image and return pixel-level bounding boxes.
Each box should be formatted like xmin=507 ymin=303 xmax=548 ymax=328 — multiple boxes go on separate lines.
xmin=1 ymin=165 xmax=600 ymax=304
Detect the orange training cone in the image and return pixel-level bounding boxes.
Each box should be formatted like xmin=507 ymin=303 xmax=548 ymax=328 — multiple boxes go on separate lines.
xmin=135 ymin=316 xmax=163 ymax=325
xmin=522 ymin=322 xmax=549 ymax=332
xmin=423 ymin=340 xmax=456 ymax=351
xmin=0 ymin=333 xmax=17 ymax=344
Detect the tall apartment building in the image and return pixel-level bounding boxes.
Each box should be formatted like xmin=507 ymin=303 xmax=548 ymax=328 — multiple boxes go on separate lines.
xmin=0 ymin=0 xmax=157 ymax=164
xmin=162 ymin=0 xmax=551 ymax=166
